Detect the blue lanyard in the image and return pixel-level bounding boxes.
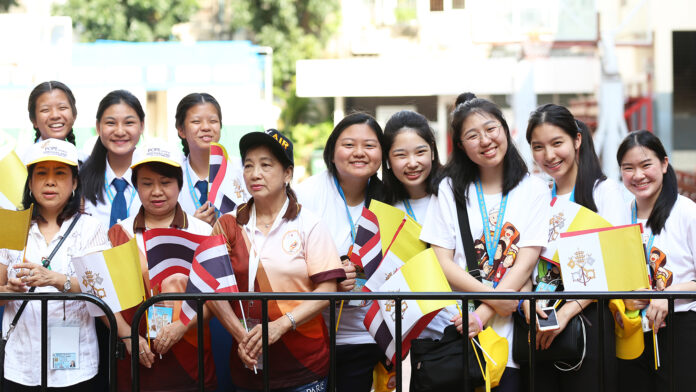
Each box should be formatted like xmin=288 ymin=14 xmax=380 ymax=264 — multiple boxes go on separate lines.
xmin=185 ymin=159 xmax=204 ymax=210
xmin=551 ymin=182 xmax=575 ymax=202
xmin=334 ymin=176 xmax=358 ymax=242
xmin=403 ymin=199 xmax=417 ymax=222
xmin=474 ymin=179 xmax=508 ymax=266
xmin=103 ymin=173 xmax=137 ymax=213
xmin=631 ymin=200 xmax=655 ymax=273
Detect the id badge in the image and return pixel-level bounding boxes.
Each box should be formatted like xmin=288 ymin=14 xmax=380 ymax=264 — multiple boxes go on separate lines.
xmin=49 ymin=322 xmax=80 ymax=370
xmin=147 ymin=305 xmax=173 ymax=339
xmin=535 ymin=281 xmax=558 ymax=308
xmin=246 ymin=318 xmax=264 ymax=370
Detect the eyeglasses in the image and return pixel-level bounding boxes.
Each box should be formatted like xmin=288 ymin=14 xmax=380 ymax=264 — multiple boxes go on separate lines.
xmin=460 ymin=124 xmax=502 ymax=145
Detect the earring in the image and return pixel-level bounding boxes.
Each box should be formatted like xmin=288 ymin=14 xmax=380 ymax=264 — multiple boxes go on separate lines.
xmin=72 ymin=190 xmax=76 ymax=198
xmin=29 ymin=190 xmax=32 ymax=198
xmin=386 ymin=161 xmax=390 ymax=170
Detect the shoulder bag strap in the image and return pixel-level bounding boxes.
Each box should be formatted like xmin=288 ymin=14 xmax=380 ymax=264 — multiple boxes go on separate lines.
xmin=5 ymin=214 xmax=82 ymax=339
xmin=454 ymin=196 xmax=481 ymax=282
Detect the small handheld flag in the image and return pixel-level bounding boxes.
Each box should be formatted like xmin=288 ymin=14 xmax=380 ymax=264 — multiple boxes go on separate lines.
xmin=143 ymin=228 xmax=210 ymax=287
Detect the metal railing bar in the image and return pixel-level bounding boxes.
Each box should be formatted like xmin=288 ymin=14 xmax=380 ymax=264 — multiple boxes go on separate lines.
xmin=0 ymin=292 xmax=118 ymax=392
xmin=262 ymin=299 xmax=269 ymax=392
xmin=668 ymin=298 xmax=675 ymax=392
xmin=41 ymin=299 xmax=48 ymax=392
xmin=197 ymin=300 xmax=205 ymax=392
xmin=328 ymin=299 xmax=336 ymax=392
xmin=395 ymin=298 xmax=402 ymax=392
xmin=529 ymin=298 xmax=536 ymax=392
xmin=462 ymin=300 xmax=469 ymax=392
xmin=598 ymin=298 xmax=605 ymax=392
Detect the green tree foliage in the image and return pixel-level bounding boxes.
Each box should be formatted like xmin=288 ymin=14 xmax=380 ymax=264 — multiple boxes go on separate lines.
xmin=55 ymin=0 xmax=199 ymax=42
xmin=0 ymin=0 xmax=16 ymax=12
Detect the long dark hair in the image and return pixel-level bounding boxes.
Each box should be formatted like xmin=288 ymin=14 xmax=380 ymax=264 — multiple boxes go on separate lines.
xmin=617 ymin=130 xmax=678 ymax=235
xmin=23 ymin=164 xmax=82 ymax=225
xmin=80 ymin=90 xmax=145 ymax=205
xmin=323 ymin=112 xmax=385 ymax=205
xmin=381 ymin=110 xmax=441 ymax=203
xmin=175 ymin=93 xmax=222 ymax=156
xmin=444 ymin=92 xmax=527 ymax=205
xmin=526 ymin=104 xmax=606 ymax=212
xmin=28 ymin=81 xmax=77 ymax=145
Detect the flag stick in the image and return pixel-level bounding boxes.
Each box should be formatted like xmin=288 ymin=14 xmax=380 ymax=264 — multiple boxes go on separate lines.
xmin=471 ymin=336 xmax=498 ymax=366
xmin=471 ymin=339 xmax=487 ymax=384
xmin=145 ymin=296 xmax=151 ymax=350
xmin=238 ymin=300 xmax=257 ymax=374
xmin=335 ymin=300 xmax=345 ymax=332
xmin=652 ymin=328 xmax=660 ymax=370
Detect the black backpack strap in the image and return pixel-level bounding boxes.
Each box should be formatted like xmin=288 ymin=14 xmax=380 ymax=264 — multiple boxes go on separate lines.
xmin=4 ymin=213 xmax=82 ymax=340
xmin=454 ymin=196 xmax=482 ymax=282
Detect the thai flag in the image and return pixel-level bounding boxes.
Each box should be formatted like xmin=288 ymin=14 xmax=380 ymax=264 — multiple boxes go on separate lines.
xmin=180 ymin=235 xmax=238 ymax=326
xmin=350 ymin=207 xmax=383 ymax=280
xmin=209 ymin=142 xmax=238 ymax=215
xmin=143 ymin=228 xmax=210 ymax=287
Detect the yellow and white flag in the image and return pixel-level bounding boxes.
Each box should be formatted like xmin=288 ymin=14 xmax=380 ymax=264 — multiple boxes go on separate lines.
xmin=541 ymin=198 xmax=611 ymax=265
xmin=0 ymin=147 xmax=28 ymax=210
xmin=0 ymin=205 xmax=33 ymax=250
xmin=558 ymin=224 xmax=649 ymax=291
xmin=72 ymin=238 xmax=146 ymax=316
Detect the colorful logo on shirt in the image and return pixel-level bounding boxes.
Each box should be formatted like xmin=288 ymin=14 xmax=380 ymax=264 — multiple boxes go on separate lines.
xmin=649 ymin=246 xmax=672 ymax=291
xmin=475 ymin=220 xmax=520 ymax=284
xmin=282 ymin=230 xmax=301 ymax=255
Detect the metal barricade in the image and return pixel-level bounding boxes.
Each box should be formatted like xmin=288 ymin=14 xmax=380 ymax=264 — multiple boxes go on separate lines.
xmin=0 ymin=292 xmax=119 ymax=392
xmin=131 ymin=291 xmax=696 ymax=392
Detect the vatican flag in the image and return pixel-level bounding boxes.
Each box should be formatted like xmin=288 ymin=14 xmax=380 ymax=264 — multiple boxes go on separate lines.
xmin=558 ymin=224 xmax=649 ymax=292
xmin=0 ymin=205 xmax=33 ymax=250
xmin=72 ymin=238 xmax=146 ymax=316
xmin=0 ymin=147 xmax=28 ymax=210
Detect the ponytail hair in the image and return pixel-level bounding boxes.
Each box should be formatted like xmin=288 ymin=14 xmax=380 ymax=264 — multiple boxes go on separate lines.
xmin=28 ymin=81 xmax=77 ymax=145
xmin=526 ymin=104 xmax=606 ymax=212
xmin=616 ymin=130 xmax=678 ymax=235
xmin=80 ymin=90 xmax=145 ymax=205
xmin=445 ymin=92 xmax=527 ymax=205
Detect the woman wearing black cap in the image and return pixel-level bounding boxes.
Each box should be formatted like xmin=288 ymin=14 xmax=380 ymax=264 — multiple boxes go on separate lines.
xmin=207 ymin=129 xmax=345 ymax=391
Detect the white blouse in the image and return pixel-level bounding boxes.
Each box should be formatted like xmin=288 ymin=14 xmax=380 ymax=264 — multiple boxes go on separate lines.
xmin=0 ymin=214 xmax=109 ymax=387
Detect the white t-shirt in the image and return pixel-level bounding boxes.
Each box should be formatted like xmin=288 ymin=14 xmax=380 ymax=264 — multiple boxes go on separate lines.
xmin=555 ymin=178 xmax=629 ymax=226
xmin=632 ymin=195 xmax=696 ymax=312
xmin=420 ymin=174 xmax=550 ymax=368
xmin=296 ymin=170 xmax=375 ymax=345
xmin=83 ymin=158 xmax=141 ymax=230
xmin=178 ymin=155 xmax=248 ymax=217
xmin=0 ymin=214 xmax=108 ymax=387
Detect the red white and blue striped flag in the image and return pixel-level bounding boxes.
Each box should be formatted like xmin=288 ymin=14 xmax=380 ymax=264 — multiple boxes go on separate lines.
xmin=180 ymin=234 xmax=238 ymax=326
xmin=143 ymin=228 xmax=209 ymax=287
xmin=350 ymin=207 xmax=383 ymax=280
xmin=209 ymin=142 xmax=238 ymax=215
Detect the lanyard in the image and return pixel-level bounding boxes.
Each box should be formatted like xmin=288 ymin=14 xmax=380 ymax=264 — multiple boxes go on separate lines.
xmin=551 ymin=182 xmax=575 ymax=203
xmin=333 ymin=176 xmax=359 ymax=242
xmin=631 ymin=200 xmax=655 ymax=278
xmin=474 ymin=179 xmax=508 ymax=266
xmin=243 ymin=197 xmax=289 ymax=292
xmin=185 ymin=159 xmax=204 ymax=210
xmin=403 ymin=199 xmax=417 ymax=222
xmin=103 ymin=173 xmax=137 ymax=213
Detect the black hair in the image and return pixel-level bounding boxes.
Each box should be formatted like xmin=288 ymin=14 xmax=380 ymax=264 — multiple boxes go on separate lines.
xmin=131 ymin=162 xmax=184 ymax=191
xmin=175 ymin=93 xmax=223 ymax=156
xmin=322 ymin=112 xmax=385 ymax=205
xmin=381 ymin=110 xmax=441 ymax=203
xmin=616 ymin=130 xmax=678 ymax=235
xmin=28 ymin=81 xmax=77 ymax=145
xmin=526 ymin=103 xmax=606 ymax=212
xmin=22 ymin=163 xmax=82 ymax=225
xmin=80 ymin=90 xmax=145 ymax=205
xmin=444 ymin=93 xmax=527 ymax=204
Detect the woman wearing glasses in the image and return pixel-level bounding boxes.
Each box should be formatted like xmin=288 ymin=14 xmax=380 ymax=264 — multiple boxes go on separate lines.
xmin=420 ymin=93 xmax=549 ymax=390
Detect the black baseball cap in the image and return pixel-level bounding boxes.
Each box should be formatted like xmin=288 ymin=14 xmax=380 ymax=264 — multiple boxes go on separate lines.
xmin=239 ymin=128 xmax=294 ymax=166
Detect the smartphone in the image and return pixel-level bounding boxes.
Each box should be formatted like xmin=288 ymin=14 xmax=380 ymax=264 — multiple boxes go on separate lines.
xmin=538 ymin=307 xmax=560 ymax=331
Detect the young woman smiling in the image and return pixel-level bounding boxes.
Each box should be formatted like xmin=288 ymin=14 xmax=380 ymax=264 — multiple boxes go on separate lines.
xmin=80 ymin=90 xmax=144 ymax=230
xmin=420 ymin=93 xmax=549 ymax=391
xmin=175 ymin=93 xmax=247 ymax=226
xmin=523 ymin=104 xmax=622 ymax=391
xmin=296 ymin=113 xmax=385 ymax=392
xmin=107 ymin=140 xmax=216 ymax=392
xmin=27 ymin=81 xmax=78 ymax=144
xmin=0 ymin=139 xmax=107 ymax=391
xmin=616 ymin=130 xmax=696 ymax=392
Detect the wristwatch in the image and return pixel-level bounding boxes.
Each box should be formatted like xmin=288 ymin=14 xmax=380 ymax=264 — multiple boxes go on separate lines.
xmin=62 ymin=275 xmax=71 ymax=293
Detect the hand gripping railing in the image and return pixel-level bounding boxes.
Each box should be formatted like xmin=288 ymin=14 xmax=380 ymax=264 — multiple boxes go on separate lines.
xmin=131 ymin=291 xmax=696 ymax=392
xmin=0 ymin=292 xmax=119 ymax=392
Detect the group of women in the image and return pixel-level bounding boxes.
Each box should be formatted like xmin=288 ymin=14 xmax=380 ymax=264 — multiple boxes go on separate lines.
xmin=0 ymin=81 xmax=693 ymax=392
